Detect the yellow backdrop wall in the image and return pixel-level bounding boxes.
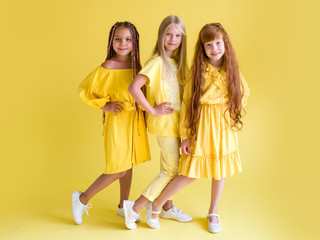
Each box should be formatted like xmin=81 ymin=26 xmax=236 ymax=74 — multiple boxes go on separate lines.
xmin=1 ymin=0 xmax=319 ymax=239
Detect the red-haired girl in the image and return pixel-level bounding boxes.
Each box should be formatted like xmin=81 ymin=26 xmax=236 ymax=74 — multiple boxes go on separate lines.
xmin=145 ymin=23 xmax=250 ymax=233
xmin=72 ymin=21 xmax=150 ymax=225
xmin=123 ymin=15 xmax=192 ymax=229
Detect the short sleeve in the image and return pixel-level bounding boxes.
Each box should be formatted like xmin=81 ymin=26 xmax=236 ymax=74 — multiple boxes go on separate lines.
xmin=138 ymin=57 xmax=161 ymax=86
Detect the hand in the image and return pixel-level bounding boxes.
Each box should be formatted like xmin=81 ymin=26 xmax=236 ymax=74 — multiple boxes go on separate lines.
xmin=151 ymin=102 xmax=174 ymax=116
xmin=181 ymin=139 xmax=191 ymax=155
xmin=100 ymin=102 xmax=123 ymax=116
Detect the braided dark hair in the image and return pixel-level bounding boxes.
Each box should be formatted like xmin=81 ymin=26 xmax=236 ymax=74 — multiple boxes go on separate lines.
xmin=106 ymin=21 xmax=141 ymax=77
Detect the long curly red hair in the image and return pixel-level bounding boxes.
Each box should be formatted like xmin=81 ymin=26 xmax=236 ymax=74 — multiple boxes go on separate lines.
xmin=189 ymin=23 xmax=244 ymax=137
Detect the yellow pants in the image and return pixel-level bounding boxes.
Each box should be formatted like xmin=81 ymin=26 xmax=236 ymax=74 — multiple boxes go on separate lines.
xmin=142 ymin=136 xmax=180 ymax=201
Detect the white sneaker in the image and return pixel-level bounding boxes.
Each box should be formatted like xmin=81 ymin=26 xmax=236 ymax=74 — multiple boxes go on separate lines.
xmin=145 ymin=202 xmax=160 ymax=229
xmin=71 ymin=191 xmax=92 ymax=224
xmin=117 ymin=205 xmax=141 ymax=222
xmin=123 ymin=200 xmax=140 ymax=230
xmin=160 ymin=206 xmax=192 ymax=222
xmin=207 ymin=213 xmax=221 ymax=233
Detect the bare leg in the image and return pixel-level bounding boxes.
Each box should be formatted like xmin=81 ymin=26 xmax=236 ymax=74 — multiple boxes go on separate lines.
xmin=208 ymin=178 xmax=225 ymax=223
xmin=132 ymin=194 xmax=177 ymax=215
xmin=119 ymin=169 xmax=133 ymax=208
xmin=132 ymin=195 xmax=149 ymax=214
xmin=163 ymin=200 xmax=173 ymax=211
xmin=152 ymin=175 xmax=196 ymax=218
xmin=79 ymin=171 xmax=128 ymax=205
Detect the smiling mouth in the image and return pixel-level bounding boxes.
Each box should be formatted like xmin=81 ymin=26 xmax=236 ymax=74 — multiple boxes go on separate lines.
xmin=212 ymin=53 xmax=220 ymax=56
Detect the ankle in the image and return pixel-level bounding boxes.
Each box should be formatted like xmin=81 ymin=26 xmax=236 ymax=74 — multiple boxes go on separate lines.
xmin=132 ymin=203 xmax=141 ymax=215
xmin=208 ymin=209 xmax=217 ymax=214
xmin=163 ymin=201 xmax=173 ymax=211
xmin=152 ymin=200 xmax=162 ymax=212
xmin=79 ymin=193 xmax=88 ymax=205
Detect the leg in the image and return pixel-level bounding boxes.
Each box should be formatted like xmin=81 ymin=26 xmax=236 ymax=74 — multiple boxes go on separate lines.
xmin=119 ymin=168 xmax=133 ymax=208
xmin=80 ymin=171 xmax=127 ymax=205
xmin=72 ymin=170 xmax=127 ymax=224
xmin=153 ymin=175 xmax=196 ymax=213
xmin=208 ymin=178 xmax=225 ymax=223
xmin=141 ymin=136 xmax=180 ymax=202
xmin=132 ymin=194 xmax=149 ymax=214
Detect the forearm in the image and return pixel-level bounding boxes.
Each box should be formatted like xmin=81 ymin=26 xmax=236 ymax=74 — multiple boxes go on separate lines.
xmin=128 ymin=86 xmax=154 ymax=115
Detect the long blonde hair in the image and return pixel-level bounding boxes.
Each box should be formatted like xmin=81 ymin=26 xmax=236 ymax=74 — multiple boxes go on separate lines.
xmin=151 ymin=15 xmax=187 ymax=85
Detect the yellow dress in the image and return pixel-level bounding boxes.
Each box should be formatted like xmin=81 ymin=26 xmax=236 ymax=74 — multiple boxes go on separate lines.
xmin=79 ymin=66 xmax=151 ymax=174
xmin=179 ymin=63 xmax=250 ymax=179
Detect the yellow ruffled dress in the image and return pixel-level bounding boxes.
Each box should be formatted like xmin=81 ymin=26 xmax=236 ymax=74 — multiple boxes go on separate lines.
xmin=179 ymin=63 xmax=249 ymax=179
xmin=79 ymin=66 xmax=150 ymax=174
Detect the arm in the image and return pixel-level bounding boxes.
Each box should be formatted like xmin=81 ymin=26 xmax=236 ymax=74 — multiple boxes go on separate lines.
xmin=128 ymin=74 xmax=174 ymax=116
xmin=179 ymin=80 xmax=192 ymax=140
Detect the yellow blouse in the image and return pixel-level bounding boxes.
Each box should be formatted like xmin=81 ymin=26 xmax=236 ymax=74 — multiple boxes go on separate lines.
xmin=139 ymin=56 xmax=181 ymax=137
xmin=180 ymin=63 xmax=250 ymax=140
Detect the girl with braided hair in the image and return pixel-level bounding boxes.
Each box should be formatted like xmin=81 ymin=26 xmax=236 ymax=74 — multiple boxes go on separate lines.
xmin=72 ymin=21 xmax=150 ymax=225
xmin=139 ymin=23 xmax=250 ymax=233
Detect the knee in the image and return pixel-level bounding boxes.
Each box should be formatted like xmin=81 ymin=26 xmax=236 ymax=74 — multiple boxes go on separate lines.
xmin=163 ymin=168 xmax=179 ymax=179
xmin=186 ymin=177 xmax=197 ymax=183
xmin=117 ymin=170 xmax=128 ymax=178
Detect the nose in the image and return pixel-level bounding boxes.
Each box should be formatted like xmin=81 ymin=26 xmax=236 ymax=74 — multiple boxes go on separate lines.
xmin=213 ymin=44 xmax=218 ymax=51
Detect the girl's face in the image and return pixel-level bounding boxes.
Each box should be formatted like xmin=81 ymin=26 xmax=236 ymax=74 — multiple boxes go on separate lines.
xmin=112 ymin=26 xmax=133 ymax=57
xmin=204 ymin=35 xmax=225 ymax=67
xmin=164 ymin=24 xmax=182 ymax=57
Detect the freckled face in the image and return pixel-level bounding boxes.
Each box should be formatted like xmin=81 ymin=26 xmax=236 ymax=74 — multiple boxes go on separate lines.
xmin=204 ymin=35 xmax=225 ymax=66
xmin=112 ymin=26 xmax=133 ymax=56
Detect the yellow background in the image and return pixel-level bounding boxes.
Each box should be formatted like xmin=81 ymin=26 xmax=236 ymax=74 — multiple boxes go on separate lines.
xmin=1 ymin=0 xmax=319 ymax=239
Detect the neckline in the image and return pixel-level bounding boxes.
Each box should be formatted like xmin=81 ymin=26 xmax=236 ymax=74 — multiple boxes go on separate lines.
xmin=99 ymin=65 xmax=131 ymax=71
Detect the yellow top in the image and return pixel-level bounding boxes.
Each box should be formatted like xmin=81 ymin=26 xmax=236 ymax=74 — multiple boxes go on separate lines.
xmin=79 ymin=66 xmax=135 ymax=109
xmin=78 ymin=66 xmax=150 ymax=174
xmin=179 ymin=63 xmax=250 ymax=140
xmin=139 ymin=56 xmax=181 ymax=137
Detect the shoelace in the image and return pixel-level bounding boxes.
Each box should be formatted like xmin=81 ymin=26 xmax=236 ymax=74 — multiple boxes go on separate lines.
xmin=81 ymin=204 xmax=92 ymax=216
xmin=171 ymin=206 xmax=183 ymax=214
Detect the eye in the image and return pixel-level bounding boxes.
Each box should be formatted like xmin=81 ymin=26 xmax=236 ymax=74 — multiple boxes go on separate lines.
xmin=175 ymin=34 xmax=181 ymax=38
xmin=114 ymin=37 xmax=120 ymax=41
xmin=126 ymin=38 xmax=132 ymax=42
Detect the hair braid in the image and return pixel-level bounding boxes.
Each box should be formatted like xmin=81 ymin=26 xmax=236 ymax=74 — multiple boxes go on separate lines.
xmin=105 ymin=21 xmax=141 ymax=78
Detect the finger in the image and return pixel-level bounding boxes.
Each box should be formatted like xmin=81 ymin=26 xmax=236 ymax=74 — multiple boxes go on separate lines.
xmin=182 ymin=146 xmax=189 ymax=155
xmin=114 ymin=107 xmax=122 ymax=114
xmin=114 ymin=101 xmax=124 ymax=105
xmin=115 ymin=106 xmax=123 ymax=111
xmin=165 ymin=107 xmax=174 ymax=112
xmin=161 ymin=102 xmax=172 ymax=106
xmin=111 ymin=110 xmax=118 ymax=116
xmin=185 ymin=146 xmax=190 ymax=155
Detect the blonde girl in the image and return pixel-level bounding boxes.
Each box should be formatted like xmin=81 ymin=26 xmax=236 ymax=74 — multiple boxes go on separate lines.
xmin=123 ymin=15 xmax=192 ymax=229
xmin=72 ymin=21 xmax=150 ymax=225
xmin=146 ymin=23 xmax=250 ymax=233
